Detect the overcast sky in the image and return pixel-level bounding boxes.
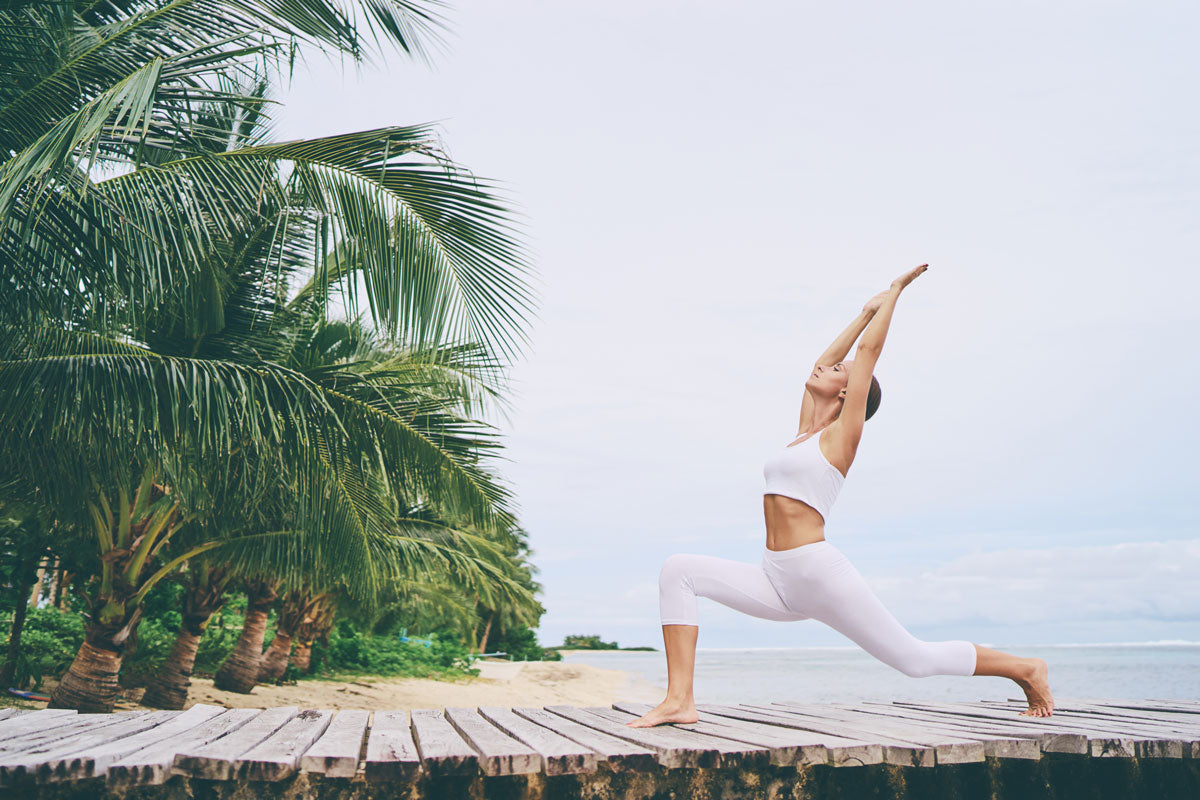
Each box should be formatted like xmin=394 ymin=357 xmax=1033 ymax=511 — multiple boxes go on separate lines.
xmin=278 ymin=1 xmax=1199 ymax=649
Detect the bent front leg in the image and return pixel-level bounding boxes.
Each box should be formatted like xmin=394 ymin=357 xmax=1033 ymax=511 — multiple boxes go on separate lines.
xmin=658 ymin=553 xmax=810 ymax=626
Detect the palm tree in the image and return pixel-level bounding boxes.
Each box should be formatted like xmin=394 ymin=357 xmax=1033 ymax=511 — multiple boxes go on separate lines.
xmin=1 ymin=0 xmax=540 ymax=712
xmin=213 ymin=576 xmax=280 ymax=693
xmin=258 ymin=586 xmax=328 ymax=683
xmin=140 ymin=558 xmax=233 ymax=709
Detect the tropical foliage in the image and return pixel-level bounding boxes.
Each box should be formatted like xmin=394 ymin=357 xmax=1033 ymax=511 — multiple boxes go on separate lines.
xmin=0 ymin=0 xmax=546 ymax=710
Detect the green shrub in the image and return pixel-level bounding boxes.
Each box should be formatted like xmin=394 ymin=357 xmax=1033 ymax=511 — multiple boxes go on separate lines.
xmin=308 ymin=621 xmax=476 ymax=679
xmin=193 ymin=605 xmax=248 ymax=676
xmin=491 ymin=625 xmax=561 ymax=662
xmin=0 ymin=607 xmax=84 ymax=690
xmin=120 ymin=614 xmax=181 ymax=687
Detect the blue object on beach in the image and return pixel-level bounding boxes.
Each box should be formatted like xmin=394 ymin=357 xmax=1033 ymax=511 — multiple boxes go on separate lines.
xmin=7 ymin=688 xmax=50 ymax=702
xmin=397 ymin=627 xmax=433 ymax=648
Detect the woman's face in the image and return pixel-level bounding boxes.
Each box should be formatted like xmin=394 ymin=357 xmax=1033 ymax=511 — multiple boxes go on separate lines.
xmin=806 ymin=361 xmax=852 ymax=399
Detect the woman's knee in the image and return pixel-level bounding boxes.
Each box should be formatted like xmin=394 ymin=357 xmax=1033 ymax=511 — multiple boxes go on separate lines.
xmin=659 ymin=553 xmax=698 ymax=588
xmin=888 ymin=641 xmax=957 ymax=678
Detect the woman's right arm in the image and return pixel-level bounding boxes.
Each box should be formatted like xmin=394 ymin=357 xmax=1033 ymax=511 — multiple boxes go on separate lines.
xmin=856 ymin=264 xmax=927 ymax=357
xmin=835 ymin=264 xmax=928 ymax=453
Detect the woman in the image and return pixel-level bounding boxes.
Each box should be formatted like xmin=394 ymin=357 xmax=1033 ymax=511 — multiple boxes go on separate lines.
xmin=628 ymin=264 xmax=1054 ymax=728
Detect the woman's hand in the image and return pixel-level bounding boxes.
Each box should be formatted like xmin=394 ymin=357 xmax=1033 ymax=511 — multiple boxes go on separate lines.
xmin=862 ymin=290 xmax=890 ymax=314
xmin=890 ymin=263 xmax=929 ymax=291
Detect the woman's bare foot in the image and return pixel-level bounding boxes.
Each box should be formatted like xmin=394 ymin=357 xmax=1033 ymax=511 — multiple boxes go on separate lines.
xmin=626 ymin=697 xmax=699 ymax=728
xmin=1014 ymin=657 xmax=1054 ymax=717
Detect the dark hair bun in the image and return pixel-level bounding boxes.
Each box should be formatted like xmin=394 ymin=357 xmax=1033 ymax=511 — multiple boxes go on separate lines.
xmin=865 ymin=375 xmax=882 ymax=421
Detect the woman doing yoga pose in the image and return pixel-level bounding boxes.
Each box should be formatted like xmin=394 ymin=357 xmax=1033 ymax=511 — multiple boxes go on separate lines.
xmin=628 ymin=264 xmax=1054 ymax=728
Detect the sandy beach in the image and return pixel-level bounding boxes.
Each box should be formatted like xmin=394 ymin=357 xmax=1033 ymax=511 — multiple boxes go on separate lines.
xmin=125 ymin=659 xmax=665 ymax=711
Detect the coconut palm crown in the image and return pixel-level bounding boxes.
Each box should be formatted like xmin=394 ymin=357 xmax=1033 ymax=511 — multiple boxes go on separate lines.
xmin=0 ymin=0 xmax=541 ymax=711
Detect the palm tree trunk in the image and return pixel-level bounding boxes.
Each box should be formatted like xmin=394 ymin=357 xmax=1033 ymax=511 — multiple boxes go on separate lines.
xmin=141 ymin=630 xmax=202 ymax=709
xmin=257 ymin=632 xmax=293 ymax=683
xmin=291 ymin=642 xmax=313 ymax=673
xmin=1 ymin=550 xmax=40 ymax=688
xmin=477 ymin=612 xmax=495 ymax=654
xmin=27 ymin=558 xmax=47 ymax=608
xmin=213 ymin=580 xmax=276 ymax=694
xmin=49 ymin=641 xmax=122 ymax=712
xmin=142 ymin=565 xmax=229 ymax=709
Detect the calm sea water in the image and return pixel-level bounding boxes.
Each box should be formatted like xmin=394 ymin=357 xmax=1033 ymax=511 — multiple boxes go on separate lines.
xmin=561 ymin=643 xmax=1200 ymax=705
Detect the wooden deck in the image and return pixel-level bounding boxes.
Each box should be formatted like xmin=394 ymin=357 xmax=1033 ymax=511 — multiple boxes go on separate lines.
xmin=1 ymin=698 xmax=1198 ymax=795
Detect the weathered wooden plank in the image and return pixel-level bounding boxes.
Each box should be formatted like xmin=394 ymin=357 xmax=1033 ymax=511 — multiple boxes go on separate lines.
xmin=299 ymin=708 xmax=369 ymax=778
xmin=545 ymin=705 xmax=726 ymax=768
xmin=1148 ymin=699 xmax=1200 ymax=711
xmin=107 ymin=708 xmax=260 ymax=788
xmin=1088 ymin=699 xmax=1200 ymax=716
xmin=0 ymin=711 xmax=153 ymax=758
xmin=980 ymin=701 xmax=1199 ymax=757
xmin=899 ymin=701 xmax=1176 ymax=758
xmin=14 ymin=705 xmax=224 ymax=784
xmin=831 ymin=704 xmax=1041 ymax=760
xmin=0 ymin=710 xmax=114 ymax=750
xmin=0 ymin=711 xmax=177 ymax=785
xmin=854 ymin=703 xmax=1048 ymax=758
xmin=693 ymin=708 xmax=870 ymax=767
xmin=0 ymin=710 xmax=21 ymax=722
xmin=0 ymin=710 xmax=76 ymax=745
xmin=986 ymin=699 xmax=1200 ymax=736
xmin=1047 ymin=701 xmax=1200 ymax=756
xmin=364 ymin=711 xmax=420 ymax=783
xmin=592 ymin=706 xmax=772 ymax=770
xmin=971 ymin=700 xmax=1192 ymax=748
xmin=1058 ymin=701 xmax=1200 ymax=730
xmin=174 ymin=707 xmax=299 ymax=780
xmin=235 ymin=708 xmax=334 ymax=781
xmin=551 ymin=705 xmax=768 ymax=770
xmin=478 ymin=706 xmax=598 ymax=775
xmin=881 ymin=702 xmax=1087 ymax=754
xmin=512 ymin=707 xmax=657 ymax=772
xmin=444 ymin=707 xmax=540 ymax=776
xmin=698 ymin=704 xmax=884 ymax=767
xmin=410 ymin=709 xmax=478 ymax=776
xmin=774 ymin=702 xmax=986 ymax=765
xmin=613 ymin=702 xmax=829 ymax=767
xmin=741 ymin=704 xmax=935 ymax=768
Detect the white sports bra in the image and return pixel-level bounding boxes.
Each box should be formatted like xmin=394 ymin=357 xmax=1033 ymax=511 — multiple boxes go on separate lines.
xmin=762 ymin=428 xmax=846 ymax=523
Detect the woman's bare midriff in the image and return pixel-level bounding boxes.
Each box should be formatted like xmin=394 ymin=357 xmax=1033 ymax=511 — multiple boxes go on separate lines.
xmin=763 ymin=494 xmax=827 ymax=551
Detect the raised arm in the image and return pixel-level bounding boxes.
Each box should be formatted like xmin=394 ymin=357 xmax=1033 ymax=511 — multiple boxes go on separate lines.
xmin=834 ymin=264 xmax=928 ymax=453
xmin=796 ymin=291 xmax=889 ymax=433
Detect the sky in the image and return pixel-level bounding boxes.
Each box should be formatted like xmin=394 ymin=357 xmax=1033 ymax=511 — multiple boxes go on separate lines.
xmin=277 ymin=1 xmax=1200 ymax=649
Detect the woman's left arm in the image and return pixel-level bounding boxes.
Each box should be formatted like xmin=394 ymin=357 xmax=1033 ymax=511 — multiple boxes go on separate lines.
xmin=811 ymin=293 xmax=887 ymax=367
xmin=797 ymin=293 xmax=888 ymax=433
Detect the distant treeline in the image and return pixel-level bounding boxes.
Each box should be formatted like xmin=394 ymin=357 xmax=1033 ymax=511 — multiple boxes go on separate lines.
xmin=557 ymin=634 xmax=656 ymax=652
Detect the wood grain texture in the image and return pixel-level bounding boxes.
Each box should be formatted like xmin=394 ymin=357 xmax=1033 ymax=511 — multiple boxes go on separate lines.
xmin=235 ymin=708 xmax=334 ymax=781
xmin=613 ymin=701 xmax=829 ymax=767
xmin=444 ymin=707 xmax=540 ymax=776
xmin=512 ymin=707 xmax=657 ymax=772
xmin=300 ymin=708 xmax=369 ymax=778
xmin=898 ymin=701 xmax=1177 ymax=759
xmin=410 ymin=709 xmax=478 ymax=776
xmin=478 ymin=706 xmax=598 ymax=775
xmin=107 ymin=707 xmax=261 ymax=788
xmin=0 ymin=709 xmax=76 ymax=746
xmin=699 ymin=704 xmax=884 ymax=767
xmin=776 ymin=702 xmax=987 ymax=765
xmin=174 ymin=706 xmax=299 ymax=780
xmin=0 ymin=711 xmax=175 ymax=785
xmin=363 ymin=711 xmax=420 ymax=783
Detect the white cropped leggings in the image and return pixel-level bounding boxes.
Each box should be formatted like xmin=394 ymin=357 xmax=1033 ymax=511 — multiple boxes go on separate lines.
xmin=658 ymin=541 xmax=977 ymax=678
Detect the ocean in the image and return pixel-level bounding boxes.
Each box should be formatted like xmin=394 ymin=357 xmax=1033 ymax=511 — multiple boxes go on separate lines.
xmin=561 ymin=642 xmax=1200 ymax=705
